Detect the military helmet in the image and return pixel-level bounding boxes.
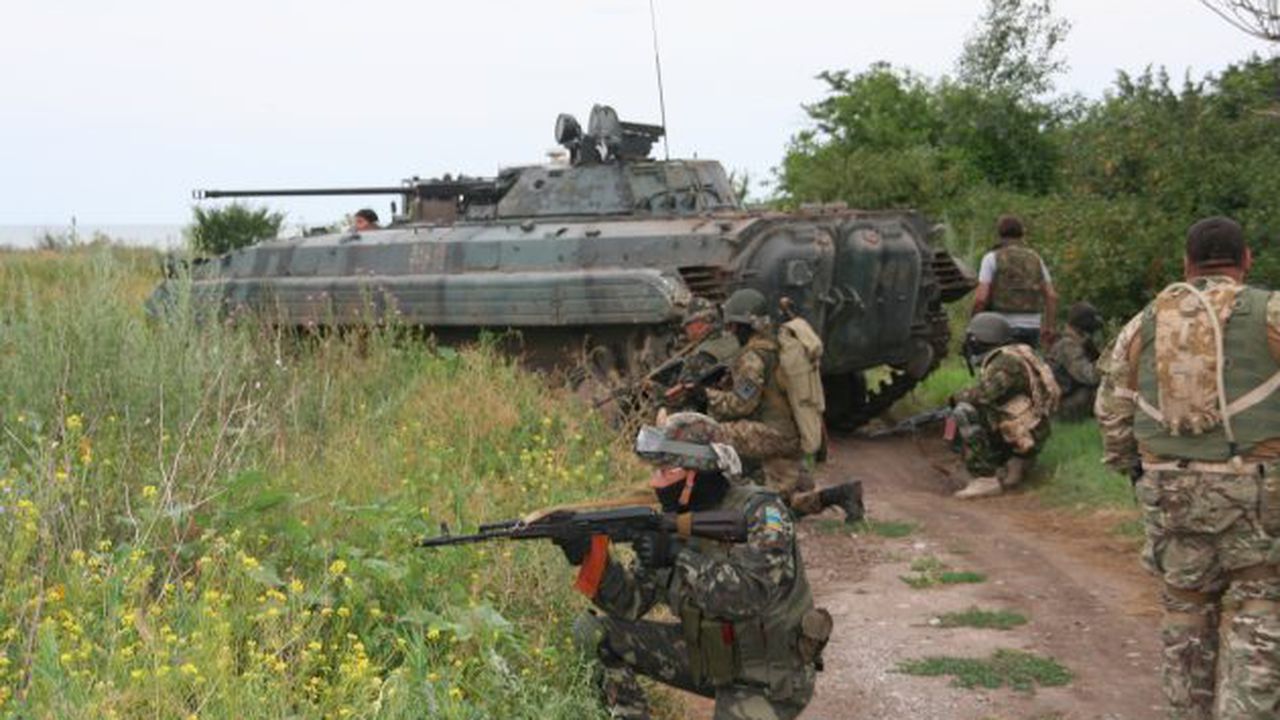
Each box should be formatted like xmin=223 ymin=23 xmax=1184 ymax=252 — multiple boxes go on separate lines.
xmin=682 ymin=296 xmax=718 ymax=326
xmin=966 ymin=312 xmax=1013 ymax=347
xmin=1067 ymin=301 xmax=1103 ymax=334
xmin=634 ymin=412 xmax=741 ymax=477
xmin=722 ymin=288 xmax=768 ymax=326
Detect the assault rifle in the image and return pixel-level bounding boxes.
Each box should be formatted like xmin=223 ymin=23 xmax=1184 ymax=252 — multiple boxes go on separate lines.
xmin=418 ymin=506 xmax=748 ymax=548
xmin=862 ymin=407 xmax=952 ymax=439
xmin=591 ymin=342 xmax=701 ymax=409
xmin=661 ymin=362 xmax=729 ymax=408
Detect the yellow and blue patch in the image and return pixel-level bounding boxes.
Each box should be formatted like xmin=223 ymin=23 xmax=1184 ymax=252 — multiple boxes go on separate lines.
xmin=762 ymin=505 xmax=786 ymax=533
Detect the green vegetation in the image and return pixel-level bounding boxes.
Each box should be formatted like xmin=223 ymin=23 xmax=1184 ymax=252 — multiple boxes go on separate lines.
xmin=898 ymin=649 xmax=1072 ymax=692
xmin=187 ymin=202 xmax=285 ymax=256
xmin=861 ymin=519 xmax=918 ymax=538
xmin=0 ymin=247 xmax=625 ymax=717
xmin=1030 ymin=421 xmax=1133 ymax=511
xmin=935 ymin=607 xmax=1028 ymax=631
xmin=901 ymin=556 xmax=986 ymax=588
xmin=779 ymin=0 xmax=1280 ymax=323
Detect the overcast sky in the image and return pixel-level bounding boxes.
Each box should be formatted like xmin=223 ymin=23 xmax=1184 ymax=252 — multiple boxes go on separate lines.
xmin=0 ymin=0 xmax=1270 ymax=226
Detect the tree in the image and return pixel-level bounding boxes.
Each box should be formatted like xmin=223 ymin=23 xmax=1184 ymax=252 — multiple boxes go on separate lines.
xmin=956 ymin=0 xmax=1072 ymax=100
xmin=1199 ymin=1 xmax=1280 ymax=42
xmin=186 ymin=203 xmax=284 ymax=256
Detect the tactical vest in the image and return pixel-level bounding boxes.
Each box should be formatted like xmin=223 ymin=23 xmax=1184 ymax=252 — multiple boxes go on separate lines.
xmin=746 ymin=334 xmax=800 ymax=438
xmin=989 ymin=242 xmax=1046 ymax=314
xmin=982 ymin=344 xmax=1060 ymax=452
xmin=679 ymin=332 xmax=742 ymax=384
xmin=674 ymin=484 xmax=817 ymax=700
xmin=1134 ymin=282 xmax=1280 ymax=461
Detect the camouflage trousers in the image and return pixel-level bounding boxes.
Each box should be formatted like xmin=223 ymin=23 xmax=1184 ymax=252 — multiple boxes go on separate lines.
xmin=1054 ymin=386 xmax=1097 ymax=422
xmin=720 ymin=421 xmax=823 ymax=515
xmin=1135 ymin=468 xmax=1280 ymax=720
xmin=960 ymin=419 xmax=1045 ymax=483
xmin=572 ymin=614 xmax=810 ymax=720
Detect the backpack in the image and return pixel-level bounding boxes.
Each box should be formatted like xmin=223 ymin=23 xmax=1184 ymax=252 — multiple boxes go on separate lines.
xmin=777 ymin=317 xmax=826 ymax=454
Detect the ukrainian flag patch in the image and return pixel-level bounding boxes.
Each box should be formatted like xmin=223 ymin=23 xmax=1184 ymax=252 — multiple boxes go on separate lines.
xmin=762 ymin=506 xmax=785 ymax=532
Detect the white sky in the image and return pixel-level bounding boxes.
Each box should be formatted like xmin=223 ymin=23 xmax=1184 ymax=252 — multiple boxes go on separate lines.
xmin=0 ymin=0 xmax=1270 ymax=225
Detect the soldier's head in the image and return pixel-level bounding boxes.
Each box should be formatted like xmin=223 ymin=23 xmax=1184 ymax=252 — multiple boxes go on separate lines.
xmin=721 ymin=288 xmax=769 ymax=344
xmin=354 ymin=208 xmax=380 ymax=232
xmin=963 ymin=312 xmax=1014 ymax=362
xmin=634 ymin=412 xmax=741 ymax=512
xmin=996 ymin=214 xmax=1025 ymax=245
xmin=1067 ymin=301 xmax=1103 ymax=335
xmin=1185 ymin=216 xmax=1250 ymax=280
xmin=681 ymin=297 xmax=719 ymax=343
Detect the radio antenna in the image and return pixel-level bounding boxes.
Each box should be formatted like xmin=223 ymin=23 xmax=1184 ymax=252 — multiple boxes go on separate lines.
xmin=648 ymin=0 xmax=670 ymax=160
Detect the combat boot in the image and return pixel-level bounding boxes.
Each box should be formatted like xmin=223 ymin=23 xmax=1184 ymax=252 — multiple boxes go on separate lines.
xmin=818 ymin=481 xmax=865 ymax=524
xmin=954 ymin=476 xmax=1002 ymax=500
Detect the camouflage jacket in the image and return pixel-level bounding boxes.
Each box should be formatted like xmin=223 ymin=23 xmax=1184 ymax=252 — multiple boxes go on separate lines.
xmin=590 ymin=491 xmax=799 ymax=621
xmin=705 ymin=333 xmax=796 ymax=436
xmin=953 ymin=348 xmax=1036 ymax=411
xmin=673 ymin=331 xmax=741 ymax=388
xmin=1047 ymin=326 xmax=1100 ymax=391
xmin=1096 ymin=275 xmax=1280 ymax=470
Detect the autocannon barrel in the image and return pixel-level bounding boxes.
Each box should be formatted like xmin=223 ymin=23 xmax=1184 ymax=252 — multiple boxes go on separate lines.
xmin=193 ymin=187 xmax=411 ymax=200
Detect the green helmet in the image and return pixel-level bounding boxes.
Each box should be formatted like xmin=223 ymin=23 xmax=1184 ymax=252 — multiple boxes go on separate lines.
xmin=966 ymin=312 xmax=1013 ymax=347
xmin=1067 ymin=301 xmax=1103 ymax=334
xmin=682 ymin=296 xmax=719 ymax=326
xmin=634 ymin=412 xmax=741 ymax=477
xmin=722 ymin=288 xmax=768 ymax=326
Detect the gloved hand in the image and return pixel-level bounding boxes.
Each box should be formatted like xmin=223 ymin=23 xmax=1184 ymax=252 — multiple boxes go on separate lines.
xmin=553 ymin=534 xmax=592 ymax=566
xmin=634 ymin=531 xmax=682 ymax=569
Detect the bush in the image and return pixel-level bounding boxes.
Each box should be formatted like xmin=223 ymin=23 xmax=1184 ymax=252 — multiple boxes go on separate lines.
xmin=186 ymin=203 xmax=284 ymax=256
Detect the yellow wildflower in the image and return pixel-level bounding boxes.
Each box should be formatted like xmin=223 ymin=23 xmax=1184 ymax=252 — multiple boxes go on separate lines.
xmin=289 ymin=578 xmax=304 ymax=594
xmin=427 ymin=627 xmax=441 ymax=641
xmin=65 ymin=414 xmax=83 ymax=431
xmin=328 ymin=559 xmax=347 ymax=576
xmin=449 ymin=686 xmax=464 ymax=700
xmin=141 ymin=485 xmax=158 ymax=500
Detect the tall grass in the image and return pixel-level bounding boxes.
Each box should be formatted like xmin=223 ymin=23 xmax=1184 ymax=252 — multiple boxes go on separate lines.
xmin=0 ymin=248 xmax=627 ymax=718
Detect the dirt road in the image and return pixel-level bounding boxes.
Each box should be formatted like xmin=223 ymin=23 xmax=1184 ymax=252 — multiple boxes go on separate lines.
xmin=794 ymin=434 xmax=1164 ymax=720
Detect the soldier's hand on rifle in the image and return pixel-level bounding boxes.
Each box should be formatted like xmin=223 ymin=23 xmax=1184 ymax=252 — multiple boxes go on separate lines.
xmin=553 ymin=534 xmax=592 ymax=566
xmin=634 ymin=531 xmax=681 ymax=569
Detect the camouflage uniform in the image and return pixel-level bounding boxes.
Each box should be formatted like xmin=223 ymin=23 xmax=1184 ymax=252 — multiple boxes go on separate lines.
xmin=1097 ymin=275 xmax=1280 ymax=720
xmin=664 ymin=330 xmax=742 ymax=411
xmin=706 ymin=332 xmax=825 ymax=514
xmin=953 ymin=345 xmax=1055 ymax=481
xmin=1047 ymin=325 xmax=1101 ymax=421
xmin=575 ymin=483 xmax=819 ymax=719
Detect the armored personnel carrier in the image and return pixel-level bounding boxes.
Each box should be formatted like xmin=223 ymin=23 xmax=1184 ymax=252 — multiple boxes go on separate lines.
xmin=155 ymin=105 xmax=973 ymax=429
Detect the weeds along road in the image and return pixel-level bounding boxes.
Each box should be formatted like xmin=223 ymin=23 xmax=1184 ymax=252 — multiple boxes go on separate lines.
xmin=794 ymin=434 xmax=1163 ymax=720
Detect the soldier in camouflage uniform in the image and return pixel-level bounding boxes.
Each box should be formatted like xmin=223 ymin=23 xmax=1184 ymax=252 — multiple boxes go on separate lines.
xmin=700 ymin=289 xmax=863 ymax=522
xmin=973 ymin=214 xmax=1059 ymax=348
xmin=660 ymin=297 xmax=742 ymax=411
xmin=557 ymin=413 xmax=830 ymax=720
xmin=1096 ymin=217 xmax=1280 ymax=720
xmin=1047 ymin=301 xmax=1104 ymax=421
xmin=952 ymin=312 xmax=1060 ymax=499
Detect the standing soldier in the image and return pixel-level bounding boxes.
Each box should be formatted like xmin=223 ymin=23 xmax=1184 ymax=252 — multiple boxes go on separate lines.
xmin=1096 ymin=217 xmax=1280 ymax=720
xmin=952 ymin=313 xmax=1060 ymax=499
xmin=973 ymin=214 xmax=1059 ymax=348
xmin=700 ymin=289 xmax=864 ymax=522
xmin=1047 ymin=301 xmax=1104 ymax=421
xmin=560 ymin=412 xmax=831 ymax=720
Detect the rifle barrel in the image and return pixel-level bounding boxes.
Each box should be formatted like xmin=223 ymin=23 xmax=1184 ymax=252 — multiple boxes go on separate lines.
xmin=194 ymin=187 xmax=412 ymax=200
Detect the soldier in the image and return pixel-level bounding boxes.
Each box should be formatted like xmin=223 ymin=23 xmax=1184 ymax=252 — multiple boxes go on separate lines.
xmin=1047 ymin=301 xmax=1104 ymax=421
xmin=1096 ymin=216 xmax=1280 ymax=720
xmin=701 ymin=289 xmax=863 ymax=522
xmin=664 ymin=297 xmax=742 ymax=409
xmin=951 ymin=312 xmax=1060 ymax=499
xmin=558 ymin=413 xmax=830 ymax=720
xmin=353 ymin=208 xmax=380 ymax=232
xmin=972 ymin=214 xmax=1059 ymax=348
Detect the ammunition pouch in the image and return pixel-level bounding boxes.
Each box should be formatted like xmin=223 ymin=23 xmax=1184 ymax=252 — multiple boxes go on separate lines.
xmin=996 ymin=395 xmax=1039 ymax=453
xmin=798 ymin=607 xmax=833 ymax=671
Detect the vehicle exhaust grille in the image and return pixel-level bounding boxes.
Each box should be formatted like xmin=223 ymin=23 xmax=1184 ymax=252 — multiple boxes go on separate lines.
xmin=931 ymin=248 xmax=976 ymax=303
xmin=677 ymin=266 xmax=729 ymax=302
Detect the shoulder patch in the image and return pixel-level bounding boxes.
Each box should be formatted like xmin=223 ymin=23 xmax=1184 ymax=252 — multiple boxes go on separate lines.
xmin=762 ymin=505 xmax=785 ymax=532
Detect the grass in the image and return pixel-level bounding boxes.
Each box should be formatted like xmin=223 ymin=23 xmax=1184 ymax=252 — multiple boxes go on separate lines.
xmin=813 ymin=517 xmax=916 ymax=538
xmin=0 ymin=247 xmax=628 ymax=718
xmin=900 ymin=556 xmax=987 ymax=588
xmin=897 ymin=649 xmax=1072 ymax=692
xmin=935 ymin=607 xmax=1028 ymax=631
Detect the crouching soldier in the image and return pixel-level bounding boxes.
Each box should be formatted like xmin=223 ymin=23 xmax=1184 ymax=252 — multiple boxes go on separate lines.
xmin=1047 ymin=301 xmax=1103 ymax=421
xmin=952 ymin=312 xmax=1061 ymax=499
xmin=558 ymin=412 xmax=831 ymax=720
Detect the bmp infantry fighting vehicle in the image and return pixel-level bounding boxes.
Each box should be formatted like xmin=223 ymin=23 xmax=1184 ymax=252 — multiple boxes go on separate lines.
xmin=156 ymin=105 xmax=973 ymax=429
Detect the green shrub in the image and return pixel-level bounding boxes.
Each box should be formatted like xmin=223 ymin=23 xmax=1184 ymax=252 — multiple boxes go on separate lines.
xmin=186 ymin=203 xmax=284 ymax=256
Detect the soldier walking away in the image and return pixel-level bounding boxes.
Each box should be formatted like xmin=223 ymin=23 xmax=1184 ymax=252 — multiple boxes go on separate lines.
xmin=972 ymin=214 xmax=1059 ymax=348
xmin=701 ymin=289 xmax=864 ymax=523
xmin=1047 ymin=301 xmax=1104 ymax=421
xmin=560 ymin=413 xmax=831 ymax=720
xmin=952 ymin=312 xmax=1061 ymax=499
xmin=1096 ymin=216 xmax=1280 ymax=720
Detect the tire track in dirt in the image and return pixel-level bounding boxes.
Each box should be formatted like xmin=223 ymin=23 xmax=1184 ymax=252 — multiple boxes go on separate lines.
xmin=796 ymin=435 xmax=1164 ymax=720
